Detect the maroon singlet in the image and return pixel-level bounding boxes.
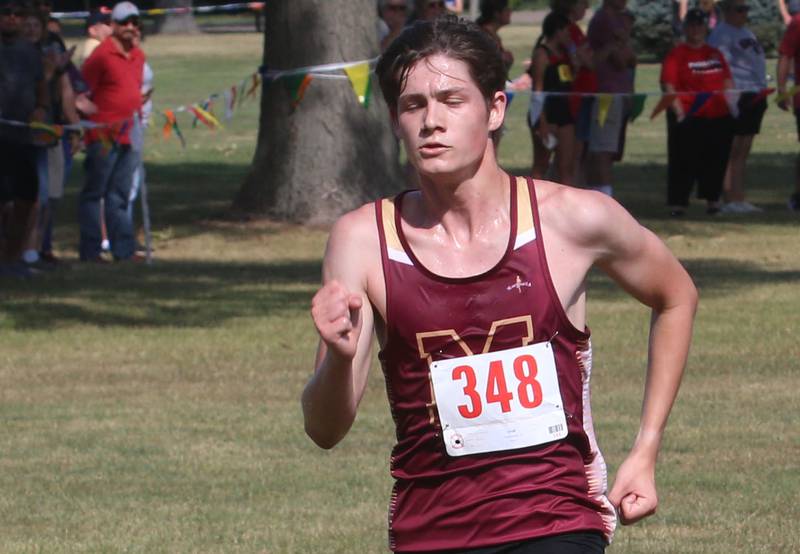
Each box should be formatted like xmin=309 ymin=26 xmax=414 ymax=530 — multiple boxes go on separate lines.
xmin=375 ymin=176 xmax=616 ymax=553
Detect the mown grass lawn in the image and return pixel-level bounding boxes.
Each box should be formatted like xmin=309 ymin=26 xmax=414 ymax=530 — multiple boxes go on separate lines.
xmin=0 ymin=23 xmax=798 ymax=553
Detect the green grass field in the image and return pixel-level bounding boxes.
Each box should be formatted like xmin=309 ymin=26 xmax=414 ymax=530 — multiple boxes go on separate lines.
xmin=1 ymin=24 xmax=799 ymax=553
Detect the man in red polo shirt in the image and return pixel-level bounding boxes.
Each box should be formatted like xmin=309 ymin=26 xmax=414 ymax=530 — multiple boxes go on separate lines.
xmin=79 ymin=1 xmax=145 ymax=262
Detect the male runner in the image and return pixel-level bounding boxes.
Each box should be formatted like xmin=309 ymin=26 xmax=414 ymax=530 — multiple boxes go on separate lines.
xmin=302 ymin=16 xmax=697 ymax=553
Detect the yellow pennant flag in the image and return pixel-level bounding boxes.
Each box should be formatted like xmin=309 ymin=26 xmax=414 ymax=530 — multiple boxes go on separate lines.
xmin=344 ymin=62 xmax=372 ymax=108
xmin=596 ymin=94 xmax=613 ymax=128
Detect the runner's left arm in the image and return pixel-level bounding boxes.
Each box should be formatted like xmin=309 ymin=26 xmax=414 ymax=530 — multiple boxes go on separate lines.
xmin=587 ymin=196 xmax=698 ymax=525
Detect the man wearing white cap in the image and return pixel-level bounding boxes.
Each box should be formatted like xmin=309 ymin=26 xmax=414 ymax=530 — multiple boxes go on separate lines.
xmin=79 ymin=1 xmax=146 ymax=262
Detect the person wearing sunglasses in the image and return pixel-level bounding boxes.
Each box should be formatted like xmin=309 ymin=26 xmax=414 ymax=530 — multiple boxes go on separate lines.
xmin=78 ymin=1 xmax=146 ymax=263
xmin=708 ymin=0 xmax=767 ymax=214
xmin=378 ymin=0 xmax=408 ymax=51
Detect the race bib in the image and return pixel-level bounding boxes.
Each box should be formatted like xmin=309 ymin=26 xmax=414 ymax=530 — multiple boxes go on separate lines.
xmin=558 ymin=64 xmax=574 ymax=83
xmin=430 ymin=342 xmax=567 ymax=457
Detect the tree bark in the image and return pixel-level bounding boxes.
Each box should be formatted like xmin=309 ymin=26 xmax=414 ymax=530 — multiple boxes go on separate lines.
xmin=154 ymin=0 xmax=200 ymax=35
xmin=234 ymin=0 xmax=404 ymax=225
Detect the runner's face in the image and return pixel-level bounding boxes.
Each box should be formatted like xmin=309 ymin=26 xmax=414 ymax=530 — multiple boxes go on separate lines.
xmin=394 ymin=54 xmax=504 ymax=179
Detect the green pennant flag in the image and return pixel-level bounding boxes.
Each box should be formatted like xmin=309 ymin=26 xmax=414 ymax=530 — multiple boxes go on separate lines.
xmin=629 ymin=93 xmax=647 ymax=122
xmin=282 ymin=74 xmax=313 ymax=109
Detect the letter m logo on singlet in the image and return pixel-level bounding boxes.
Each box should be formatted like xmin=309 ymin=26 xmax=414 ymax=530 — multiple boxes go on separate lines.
xmin=416 ymin=316 xmax=534 ymax=425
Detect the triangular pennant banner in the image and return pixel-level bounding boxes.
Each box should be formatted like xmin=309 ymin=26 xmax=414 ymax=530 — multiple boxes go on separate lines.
xmin=246 ymin=73 xmax=261 ymax=100
xmin=650 ymin=93 xmax=677 ymax=120
xmin=283 ymin=74 xmax=314 ymax=108
xmin=223 ymin=89 xmax=234 ymax=121
xmin=505 ymin=90 xmax=515 ymax=108
xmin=686 ymin=92 xmax=712 ymax=118
xmin=344 ymin=62 xmax=372 ymax=108
xmin=723 ymin=91 xmax=741 ymax=118
xmin=628 ymin=94 xmax=646 ymax=122
xmin=189 ymin=104 xmax=223 ymax=130
xmin=596 ymin=94 xmax=613 ymax=128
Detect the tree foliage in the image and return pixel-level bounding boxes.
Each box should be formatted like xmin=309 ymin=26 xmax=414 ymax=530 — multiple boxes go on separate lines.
xmin=629 ymin=0 xmax=783 ymax=61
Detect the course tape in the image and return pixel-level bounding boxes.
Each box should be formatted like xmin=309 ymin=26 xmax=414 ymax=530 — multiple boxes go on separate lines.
xmin=53 ymin=2 xmax=265 ymax=20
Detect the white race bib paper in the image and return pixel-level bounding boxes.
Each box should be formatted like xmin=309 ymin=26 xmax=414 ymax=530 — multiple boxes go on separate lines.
xmin=430 ymin=342 xmax=568 ymax=457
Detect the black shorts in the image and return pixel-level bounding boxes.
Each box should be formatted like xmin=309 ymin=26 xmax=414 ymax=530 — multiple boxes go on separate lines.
xmin=0 ymin=140 xmax=38 ymax=203
xmin=409 ymin=532 xmax=606 ymax=554
xmin=543 ymin=96 xmax=574 ymax=127
xmin=733 ymin=93 xmax=767 ymax=136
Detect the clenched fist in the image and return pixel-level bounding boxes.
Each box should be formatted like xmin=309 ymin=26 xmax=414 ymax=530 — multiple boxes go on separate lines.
xmin=311 ymin=280 xmax=363 ymax=361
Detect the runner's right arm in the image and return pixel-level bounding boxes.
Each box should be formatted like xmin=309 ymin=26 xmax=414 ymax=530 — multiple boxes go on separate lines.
xmin=302 ymin=208 xmax=377 ymax=449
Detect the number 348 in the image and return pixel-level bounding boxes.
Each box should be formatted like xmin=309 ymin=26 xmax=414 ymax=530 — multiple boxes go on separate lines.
xmin=452 ymin=354 xmax=543 ymax=419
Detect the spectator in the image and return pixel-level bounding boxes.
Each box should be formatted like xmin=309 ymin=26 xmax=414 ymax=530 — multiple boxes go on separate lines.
xmin=79 ymin=1 xmax=146 ymax=262
xmin=586 ymin=0 xmax=636 ymax=197
xmin=778 ymin=0 xmax=800 ymax=210
xmin=778 ymin=0 xmax=800 ymax=24
xmin=553 ymin=0 xmax=596 ymax=185
xmin=408 ymin=0 xmax=446 ymax=23
xmin=709 ymin=0 xmax=768 ymax=213
xmin=476 ymin=0 xmax=514 ymax=75
xmin=0 ymin=1 xmax=53 ymax=278
xmin=378 ymin=0 xmax=407 ymax=52
xmin=698 ymin=0 xmax=722 ymax=28
xmin=528 ymin=11 xmax=576 ymax=184
xmin=662 ymin=8 xmax=734 ymax=216
xmin=77 ymin=10 xmax=112 ymax=66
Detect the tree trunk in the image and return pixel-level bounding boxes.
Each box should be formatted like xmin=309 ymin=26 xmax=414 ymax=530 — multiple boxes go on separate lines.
xmin=154 ymin=0 xmax=200 ymax=34
xmin=234 ymin=0 xmax=403 ymax=225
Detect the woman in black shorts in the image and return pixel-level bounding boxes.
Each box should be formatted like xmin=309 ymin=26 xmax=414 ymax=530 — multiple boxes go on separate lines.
xmin=527 ymin=11 xmax=575 ymax=184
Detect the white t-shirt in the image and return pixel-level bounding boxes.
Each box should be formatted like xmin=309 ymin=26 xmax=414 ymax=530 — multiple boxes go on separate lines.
xmin=707 ymin=21 xmax=767 ymax=90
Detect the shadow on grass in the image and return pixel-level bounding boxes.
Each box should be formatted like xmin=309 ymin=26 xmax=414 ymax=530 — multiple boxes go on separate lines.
xmin=587 ymin=257 xmax=800 ymax=301
xmin=506 ymin=151 xmax=800 ymax=227
xmin=0 ymin=258 xmax=321 ymax=331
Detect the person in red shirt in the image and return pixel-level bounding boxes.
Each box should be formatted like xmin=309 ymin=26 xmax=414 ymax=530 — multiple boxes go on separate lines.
xmin=777 ymin=5 xmax=800 ymax=210
xmin=78 ymin=1 xmax=145 ymax=262
xmin=661 ymin=8 xmax=734 ymax=216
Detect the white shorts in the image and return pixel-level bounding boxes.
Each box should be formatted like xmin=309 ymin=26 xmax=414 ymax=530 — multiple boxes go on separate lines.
xmin=588 ymin=96 xmax=627 ymax=154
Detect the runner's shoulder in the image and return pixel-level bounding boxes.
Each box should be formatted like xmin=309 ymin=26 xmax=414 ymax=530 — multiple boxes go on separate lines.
xmin=534 ymin=179 xmax=639 ymax=247
xmin=326 ymin=201 xmax=381 ymax=263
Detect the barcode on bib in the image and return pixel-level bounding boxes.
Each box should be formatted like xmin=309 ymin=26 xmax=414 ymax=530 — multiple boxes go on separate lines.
xmin=548 ymin=424 xmax=564 ymax=435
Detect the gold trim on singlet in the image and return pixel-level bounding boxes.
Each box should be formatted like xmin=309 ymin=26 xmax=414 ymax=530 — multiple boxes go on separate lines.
xmin=514 ymin=176 xmax=537 ymax=250
xmin=381 ymin=198 xmax=413 ymax=265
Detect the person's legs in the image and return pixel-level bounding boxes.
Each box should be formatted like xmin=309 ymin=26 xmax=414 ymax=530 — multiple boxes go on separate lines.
xmin=0 ymin=142 xmax=38 ymax=272
xmin=531 ymin=126 xmax=552 ymax=180
xmin=79 ymin=142 xmax=115 ymax=260
xmin=587 ymin=97 xmax=624 ymax=196
xmin=666 ymin=112 xmax=696 ymax=211
xmin=104 ymin=146 xmax=138 ymax=260
xmin=696 ymin=116 xmax=734 ymax=212
xmin=554 ymin=124 xmax=576 ymax=185
xmin=723 ymin=134 xmax=754 ymax=203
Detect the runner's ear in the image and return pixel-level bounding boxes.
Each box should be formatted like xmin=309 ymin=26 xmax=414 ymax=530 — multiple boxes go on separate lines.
xmin=487 ymin=90 xmax=507 ymax=133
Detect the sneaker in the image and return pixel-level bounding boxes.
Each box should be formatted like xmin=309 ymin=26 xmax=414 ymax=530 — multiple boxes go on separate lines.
xmin=720 ymin=202 xmax=743 ymax=214
xmin=669 ymin=208 xmax=685 ymax=217
xmin=789 ymin=193 xmax=800 ymax=212
xmin=737 ymin=201 xmax=763 ymax=213
xmin=115 ymin=252 xmax=147 ymax=264
xmin=706 ymin=205 xmax=721 ymax=216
